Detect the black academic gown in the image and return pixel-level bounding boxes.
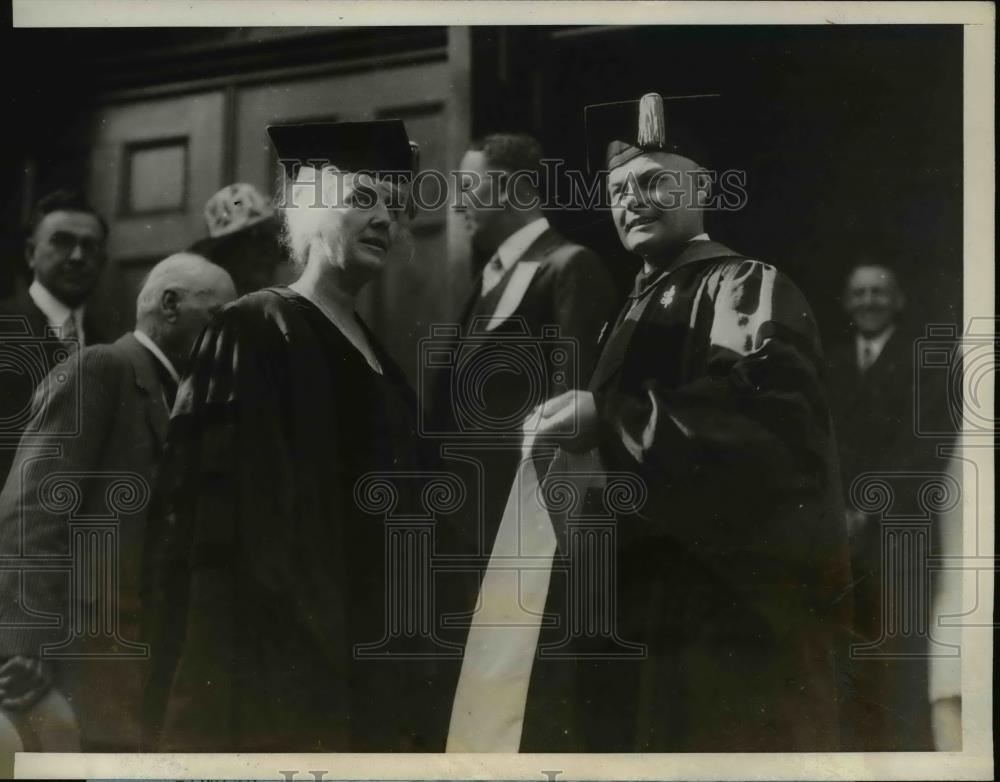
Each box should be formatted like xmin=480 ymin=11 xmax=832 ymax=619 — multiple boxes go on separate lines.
xmin=521 ymin=239 xmax=854 ymax=752
xmin=142 ymin=287 xmax=450 ymax=752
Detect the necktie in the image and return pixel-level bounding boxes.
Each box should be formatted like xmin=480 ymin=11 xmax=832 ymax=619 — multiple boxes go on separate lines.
xmin=859 ymin=342 xmax=875 ymax=372
xmin=480 ymin=253 xmax=505 ymax=296
xmin=61 ymin=313 xmax=81 ymax=345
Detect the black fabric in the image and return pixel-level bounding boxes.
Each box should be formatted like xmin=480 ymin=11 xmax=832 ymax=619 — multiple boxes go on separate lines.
xmin=0 ymin=289 xmax=105 ymax=486
xmin=521 ymin=239 xmax=853 ymax=751
xmin=141 ymin=287 xmax=454 ymax=752
xmin=267 ymin=120 xmax=414 ymax=178
xmin=584 ymin=94 xmax=722 ymax=173
xmin=826 ymin=329 xmax=956 ymax=750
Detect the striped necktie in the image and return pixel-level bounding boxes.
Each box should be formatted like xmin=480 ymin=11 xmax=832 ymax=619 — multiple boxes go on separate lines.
xmin=61 ymin=313 xmax=81 ymax=345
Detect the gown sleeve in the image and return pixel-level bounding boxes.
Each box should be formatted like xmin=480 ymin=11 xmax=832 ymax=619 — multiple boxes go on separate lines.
xmin=141 ymin=301 xmax=292 ymax=747
xmin=591 ymin=261 xmax=845 ymax=584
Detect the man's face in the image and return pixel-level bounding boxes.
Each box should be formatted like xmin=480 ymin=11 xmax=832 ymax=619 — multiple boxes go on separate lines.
xmin=607 ymin=152 xmax=706 ymax=259
xmin=27 ymin=210 xmax=107 ymax=308
xmin=844 ymin=265 xmax=904 ymax=337
xmin=308 ymin=169 xmax=403 ymax=282
xmin=455 ymin=149 xmax=507 ymax=257
xmin=176 ymin=269 xmax=238 ymax=355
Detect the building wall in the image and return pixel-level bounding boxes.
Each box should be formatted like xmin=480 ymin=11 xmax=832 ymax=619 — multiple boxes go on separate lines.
xmin=4 ymin=27 xmax=473 ymax=386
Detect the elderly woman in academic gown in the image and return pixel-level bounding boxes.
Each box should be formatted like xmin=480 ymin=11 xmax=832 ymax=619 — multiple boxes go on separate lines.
xmin=142 ymin=121 xmax=453 ymax=752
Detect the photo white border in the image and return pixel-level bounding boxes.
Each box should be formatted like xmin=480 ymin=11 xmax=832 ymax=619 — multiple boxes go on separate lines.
xmin=8 ymin=1 xmax=995 ymax=779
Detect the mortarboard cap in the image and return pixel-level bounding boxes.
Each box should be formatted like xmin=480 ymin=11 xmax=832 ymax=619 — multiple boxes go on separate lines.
xmin=584 ymin=93 xmax=720 ymax=175
xmin=267 ymin=119 xmax=418 ymax=180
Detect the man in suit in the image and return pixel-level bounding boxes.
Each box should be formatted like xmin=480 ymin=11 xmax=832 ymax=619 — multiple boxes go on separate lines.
xmin=431 ymin=132 xmax=617 ymax=568
xmin=0 ymin=253 xmax=235 ymax=751
xmin=450 ymin=94 xmax=852 ymax=751
xmin=826 ymin=261 xmax=955 ymax=750
xmin=1 ymin=189 xmax=110 ymax=487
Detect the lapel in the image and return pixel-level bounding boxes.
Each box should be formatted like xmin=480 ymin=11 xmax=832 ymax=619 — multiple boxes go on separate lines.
xmin=866 ymin=328 xmax=904 ymax=379
xmin=118 ymin=332 xmax=170 ymax=447
xmin=11 ymin=288 xmax=50 ymax=337
xmin=588 ymin=239 xmax=741 ymax=390
xmin=476 ymin=228 xmax=561 ymax=331
xmin=10 ymin=289 xmax=70 ymax=370
xmin=82 ymin=311 xmax=104 ymax=346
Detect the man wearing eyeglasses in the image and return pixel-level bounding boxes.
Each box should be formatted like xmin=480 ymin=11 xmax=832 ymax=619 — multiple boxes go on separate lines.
xmin=0 ymin=189 xmax=109 ymax=486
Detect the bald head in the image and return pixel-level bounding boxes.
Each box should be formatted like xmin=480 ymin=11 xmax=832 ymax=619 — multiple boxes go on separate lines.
xmin=136 ymin=253 xmax=237 ymax=370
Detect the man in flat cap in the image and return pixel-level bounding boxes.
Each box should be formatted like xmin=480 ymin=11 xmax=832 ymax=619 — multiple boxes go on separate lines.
xmin=142 ymin=121 xmax=453 ymax=752
xmin=510 ymin=94 xmax=853 ymax=751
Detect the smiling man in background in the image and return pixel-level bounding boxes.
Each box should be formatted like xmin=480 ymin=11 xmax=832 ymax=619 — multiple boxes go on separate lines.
xmin=0 ymin=190 xmax=109 ymax=487
xmin=827 ymin=260 xmax=954 ymax=750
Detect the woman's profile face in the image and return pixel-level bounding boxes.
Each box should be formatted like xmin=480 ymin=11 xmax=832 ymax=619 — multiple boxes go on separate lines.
xmin=317 ymin=169 xmax=409 ymax=279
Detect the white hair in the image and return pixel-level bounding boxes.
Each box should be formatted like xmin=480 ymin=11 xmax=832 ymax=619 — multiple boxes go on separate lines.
xmin=135 ymin=252 xmax=233 ymax=331
xmin=278 ymin=166 xmax=346 ymax=271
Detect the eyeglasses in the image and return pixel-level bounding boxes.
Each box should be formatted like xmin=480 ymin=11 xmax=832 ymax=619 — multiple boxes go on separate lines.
xmin=46 ymin=231 xmax=105 ymax=258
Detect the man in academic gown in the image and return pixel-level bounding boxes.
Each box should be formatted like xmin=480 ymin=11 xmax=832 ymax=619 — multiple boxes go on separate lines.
xmin=452 ymin=94 xmax=854 ymax=752
xmin=142 ymin=121 xmax=453 ymax=752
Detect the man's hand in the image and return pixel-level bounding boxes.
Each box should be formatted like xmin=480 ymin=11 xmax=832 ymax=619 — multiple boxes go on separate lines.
xmin=529 ymin=389 xmax=600 ymax=453
xmin=0 ymin=655 xmax=53 ymax=711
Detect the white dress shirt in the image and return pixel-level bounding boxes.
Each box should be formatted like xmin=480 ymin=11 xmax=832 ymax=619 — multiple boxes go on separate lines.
xmin=132 ymin=329 xmax=180 ymax=384
xmin=29 ymin=279 xmax=86 ymax=344
xmin=481 ymin=216 xmax=550 ymax=296
xmin=855 ymin=325 xmax=896 ymax=371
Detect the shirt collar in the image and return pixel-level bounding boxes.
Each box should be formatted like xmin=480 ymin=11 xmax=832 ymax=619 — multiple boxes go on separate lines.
xmin=133 ymin=329 xmax=180 ymax=384
xmin=855 ymin=324 xmax=897 ymax=364
xmin=641 ymin=232 xmax=710 ymax=276
xmin=494 ymin=216 xmax=550 ymax=271
xmin=29 ymin=279 xmax=83 ymax=333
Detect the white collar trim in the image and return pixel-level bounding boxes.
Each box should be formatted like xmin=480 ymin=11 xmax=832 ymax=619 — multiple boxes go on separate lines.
xmin=133 ymin=329 xmax=180 ymax=384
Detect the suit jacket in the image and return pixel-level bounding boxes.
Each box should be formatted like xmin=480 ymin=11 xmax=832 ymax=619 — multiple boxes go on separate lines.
xmin=0 ymin=289 xmax=106 ymax=486
xmin=0 ymin=332 xmax=169 ymax=750
xmin=827 ymin=328 xmax=951 ymax=488
xmin=429 ymin=227 xmax=617 ymax=549
xmin=826 ymin=329 xmax=954 ymax=750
